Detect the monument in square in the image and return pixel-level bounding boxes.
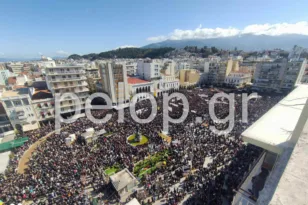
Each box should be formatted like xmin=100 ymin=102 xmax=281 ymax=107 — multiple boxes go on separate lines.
xmin=133 ymin=125 xmax=141 ymax=143
xmin=127 ymin=124 xmax=148 ymax=146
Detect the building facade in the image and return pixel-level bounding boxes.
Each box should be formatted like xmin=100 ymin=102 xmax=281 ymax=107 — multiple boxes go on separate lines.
xmin=1 ymin=88 xmax=39 ymax=131
xmin=127 ymin=77 xmax=154 ymax=102
xmin=45 ymin=65 xmax=89 ymax=114
xmin=137 ymin=59 xmax=162 ymax=81
xmin=179 ymin=69 xmax=200 ymax=87
xmin=7 ymin=62 xmax=24 ymax=74
xmin=253 ymin=59 xmax=307 ymax=92
xmin=99 ymin=62 xmax=130 ymax=106
xmin=0 ymin=70 xmax=12 ymax=85
xmin=224 ymin=71 xmax=252 ymax=87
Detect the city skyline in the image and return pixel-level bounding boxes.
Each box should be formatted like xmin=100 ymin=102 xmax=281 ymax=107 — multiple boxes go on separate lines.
xmin=1 ymin=0 xmax=308 ymax=58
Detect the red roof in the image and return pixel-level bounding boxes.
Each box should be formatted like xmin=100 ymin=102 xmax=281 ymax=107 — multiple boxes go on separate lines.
xmin=7 ymin=77 xmax=17 ymax=85
xmin=127 ymin=77 xmax=149 ymax=84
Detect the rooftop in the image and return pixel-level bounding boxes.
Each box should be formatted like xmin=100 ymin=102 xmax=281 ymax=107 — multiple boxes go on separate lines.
xmin=31 ymin=89 xmax=53 ymax=100
xmin=1 ymin=88 xmax=30 ymax=98
xmin=127 ymin=77 xmax=150 ymax=85
xmin=242 ymin=84 xmax=308 ymax=154
xmin=267 ymin=118 xmax=308 ymax=205
xmin=110 ymin=168 xmax=137 ymax=191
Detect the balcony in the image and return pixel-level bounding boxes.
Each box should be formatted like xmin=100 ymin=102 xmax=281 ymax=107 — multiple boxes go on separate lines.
xmin=49 ymin=76 xmax=86 ymax=82
xmin=47 ymin=70 xmax=85 ymax=75
xmin=75 ymin=88 xmax=90 ymax=93
xmin=53 ymin=82 xmax=88 ymax=89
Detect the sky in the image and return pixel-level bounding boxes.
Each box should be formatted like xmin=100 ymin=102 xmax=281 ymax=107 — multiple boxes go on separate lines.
xmin=0 ymin=0 xmax=308 ymax=58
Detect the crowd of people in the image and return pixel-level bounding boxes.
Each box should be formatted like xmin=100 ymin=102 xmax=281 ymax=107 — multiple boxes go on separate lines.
xmin=0 ymin=88 xmax=283 ymax=205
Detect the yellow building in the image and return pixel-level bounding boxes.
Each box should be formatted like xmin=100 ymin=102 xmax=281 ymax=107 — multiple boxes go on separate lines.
xmin=179 ymin=69 xmax=200 ymax=87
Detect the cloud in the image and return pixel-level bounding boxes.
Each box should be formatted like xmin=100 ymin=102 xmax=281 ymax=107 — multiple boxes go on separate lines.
xmin=56 ymin=50 xmax=70 ymax=56
xmin=115 ymin=45 xmax=139 ymax=49
xmin=147 ymin=21 xmax=308 ymax=41
xmin=38 ymin=52 xmax=43 ymax=56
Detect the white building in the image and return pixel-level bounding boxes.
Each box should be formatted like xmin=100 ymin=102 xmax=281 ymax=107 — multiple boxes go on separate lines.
xmin=224 ymin=71 xmax=252 ymax=87
xmin=1 ymin=88 xmax=39 ymax=131
xmin=0 ymin=70 xmax=13 ymax=85
xmin=99 ymin=62 xmax=130 ymax=106
xmin=45 ymin=65 xmax=89 ymax=114
xmin=137 ymin=59 xmax=162 ymax=81
xmin=110 ymin=168 xmax=139 ymax=197
xmin=127 ymin=77 xmax=154 ymax=102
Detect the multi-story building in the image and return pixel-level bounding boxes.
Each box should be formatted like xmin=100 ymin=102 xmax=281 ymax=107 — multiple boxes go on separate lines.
xmin=157 ymin=74 xmax=180 ymax=96
xmin=253 ymin=59 xmax=306 ymax=92
xmin=7 ymin=62 xmax=24 ymax=74
xmin=119 ymin=61 xmax=138 ymax=76
xmin=1 ymin=88 xmax=39 ymax=131
xmin=224 ymin=71 xmax=252 ymax=88
xmin=137 ymin=59 xmax=162 ymax=81
xmin=30 ymin=89 xmax=54 ymax=124
xmin=205 ymin=58 xmax=233 ymax=85
xmin=281 ymin=59 xmax=307 ymax=90
xmin=99 ymin=62 xmax=129 ymax=106
xmin=45 ymin=65 xmax=89 ymax=114
xmin=0 ymin=102 xmax=13 ymax=135
xmin=0 ymin=70 xmax=13 ymax=85
xmin=179 ymin=69 xmax=200 ymax=88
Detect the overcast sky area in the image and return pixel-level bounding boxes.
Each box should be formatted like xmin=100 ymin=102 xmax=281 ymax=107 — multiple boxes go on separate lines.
xmin=0 ymin=0 xmax=308 ymax=58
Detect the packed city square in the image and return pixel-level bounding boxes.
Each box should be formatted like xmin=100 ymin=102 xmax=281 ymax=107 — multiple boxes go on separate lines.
xmin=0 ymin=88 xmax=283 ymax=205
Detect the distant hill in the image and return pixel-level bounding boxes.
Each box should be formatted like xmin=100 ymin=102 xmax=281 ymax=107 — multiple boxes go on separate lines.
xmin=68 ymin=47 xmax=175 ymax=60
xmin=143 ymin=34 xmax=308 ymax=50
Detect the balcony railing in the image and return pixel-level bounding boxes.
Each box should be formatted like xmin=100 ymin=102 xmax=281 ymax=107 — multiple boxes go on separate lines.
xmin=53 ymin=83 xmax=88 ymax=89
xmin=49 ymin=76 xmax=86 ymax=82
xmin=47 ymin=70 xmax=85 ymax=75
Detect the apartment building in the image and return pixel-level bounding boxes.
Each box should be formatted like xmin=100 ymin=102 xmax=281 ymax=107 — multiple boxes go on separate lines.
xmin=0 ymin=70 xmax=13 ymax=85
xmin=137 ymin=59 xmax=162 ymax=81
xmin=224 ymin=71 xmax=252 ymax=88
xmin=206 ymin=59 xmax=233 ymax=85
xmin=1 ymin=88 xmax=39 ymax=131
xmin=7 ymin=62 xmax=24 ymax=74
xmin=253 ymin=58 xmax=306 ymax=92
xmin=30 ymin=89 xmax=55 ymax=124
xmin=99 ymin=62 xmax=129 ymax=106
xmin=45 ymin=65 xmax=89 ymax=114
xmin=179 ymin=69 xmax=200 ymax=88
xmin=0 ymin=102 xmax=13 ymax=135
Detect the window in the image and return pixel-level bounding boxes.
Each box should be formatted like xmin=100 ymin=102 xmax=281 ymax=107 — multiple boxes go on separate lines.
xmin=62 ymin=76 xmax=66 ymax=79
xmin=77 ymin=74 xmax=80 ymax=77
xmin=4 ymin=101 xmax=13 ymax=108
xmin=22 ymin=98 xmax=29 ymax=105
xmin=70 ymin=82 xmax=73 ymax=85
xmin=52 ymin=76 xmax=55 ymax=80
xmin=64 ymin=82 xmax=68 ymax=86
xmin=68 ymin=75 xmax=72 ymax=78
xmin=78 ymin=81 xmax=82 ymax=85
xmin=13 ymin=100 xmax=22 ymax=107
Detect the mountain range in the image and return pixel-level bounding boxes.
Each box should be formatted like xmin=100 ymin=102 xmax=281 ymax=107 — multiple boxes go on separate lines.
xmin=142 ymin=34 xmax=308 ymax=50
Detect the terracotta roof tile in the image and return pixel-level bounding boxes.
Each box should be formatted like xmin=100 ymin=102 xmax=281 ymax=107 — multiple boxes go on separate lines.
xmin=127 ymin=77 xmax=149 ymax=84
